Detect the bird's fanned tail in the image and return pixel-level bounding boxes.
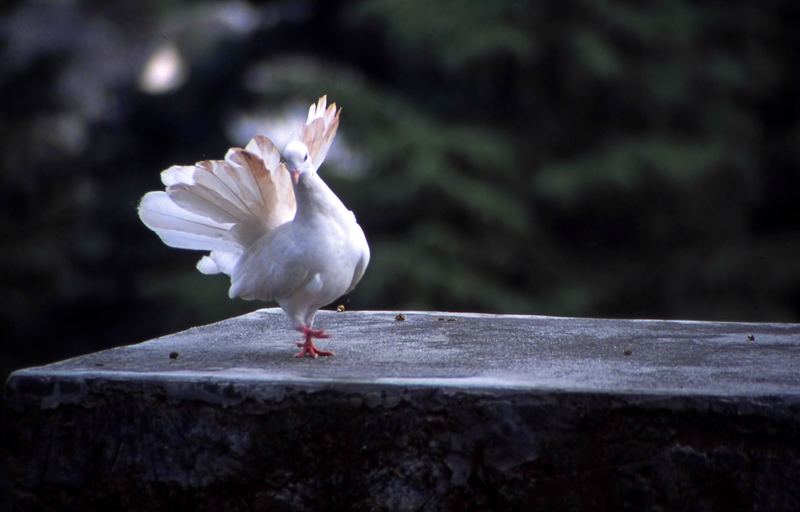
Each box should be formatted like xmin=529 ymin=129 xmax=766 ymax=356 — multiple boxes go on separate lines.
xmin=303 ymin=95 xmax=340 ymax=171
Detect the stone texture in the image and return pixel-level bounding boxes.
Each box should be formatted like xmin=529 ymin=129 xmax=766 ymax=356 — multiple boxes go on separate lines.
xmin=4 ymin=309 xmax=800 ymax=511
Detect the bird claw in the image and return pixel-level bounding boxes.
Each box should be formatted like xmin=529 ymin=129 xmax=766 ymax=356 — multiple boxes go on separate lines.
xmin=294 ymin=340 xmax=335 ymax=358
xmin=294 ymin=325 xmax=334 ymax=358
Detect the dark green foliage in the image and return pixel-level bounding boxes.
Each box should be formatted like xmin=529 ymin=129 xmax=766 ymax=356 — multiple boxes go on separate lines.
xmin=2 ymin=0 xmax=800 ymax=379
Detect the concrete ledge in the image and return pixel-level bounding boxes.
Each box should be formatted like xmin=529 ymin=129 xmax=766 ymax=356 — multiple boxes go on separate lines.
xmin=4 ymin=309 xmax=800 ymax=510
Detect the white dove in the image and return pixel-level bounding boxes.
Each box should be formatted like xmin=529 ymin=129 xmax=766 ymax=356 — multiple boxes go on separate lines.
xmin=138 ymin=96 xmax=370 ymax=358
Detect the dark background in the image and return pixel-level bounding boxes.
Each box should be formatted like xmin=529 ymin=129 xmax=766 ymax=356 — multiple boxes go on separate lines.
xmin=2 ymin=0 xmax=800 ymax=382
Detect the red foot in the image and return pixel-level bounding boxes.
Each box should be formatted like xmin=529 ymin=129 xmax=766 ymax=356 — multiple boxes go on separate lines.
xmin=294 ymin=326 xmax=334 ymax=359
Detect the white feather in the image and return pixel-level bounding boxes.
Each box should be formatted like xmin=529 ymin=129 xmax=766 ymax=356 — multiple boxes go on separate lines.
xmin=157 ymin=150 xmax=296 ymax=250
xmin=138 ymin=191 xmax=239 ymax=252
xmin=198 ymin=159 xmax=258 ymax=219
xmin=196 ymin=255 xmax=219 ymax=274
xmin=167 ymin=185 xmax=243 ymax=225
xmin=302 ymin=95 xmax=340 ymax=172
xmin=161 ymin=165 xmax=195 ymax=187
xmin=223 ymin=149 xmax=264 ymax=209
xmin=245 ymin=135 xmax=282 ymax=172
xmin=197 ymin=250 xmax=240 ymax=275
xmin=191 ymin=164 xmax=257 ymax=222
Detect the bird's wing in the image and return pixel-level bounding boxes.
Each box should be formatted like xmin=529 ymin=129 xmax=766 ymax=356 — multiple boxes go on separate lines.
xmin=346 ymin=249 xmax=370 ymax=295
xmin=138 ymin=134 xmax=296 ymax=276
xmin=228 ymin=226 xmax=312 ymax=301
xmin=301 ymin=95 xmax=341 ymax=172
xmin=138 ymin=191 xmax=240 ymax=252
xmin=345 ymin=224 xmax=371 ymax=294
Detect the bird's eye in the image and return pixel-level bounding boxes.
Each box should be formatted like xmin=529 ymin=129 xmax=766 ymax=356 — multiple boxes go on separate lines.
xmin=303 ymin=154 xmax=308 ymax=161
xmin=279 ymin=157 xmax=285 ymax=164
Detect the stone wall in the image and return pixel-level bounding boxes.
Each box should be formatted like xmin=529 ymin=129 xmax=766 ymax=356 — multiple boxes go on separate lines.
xmin=4 ymin=309 xmax=800 ymax=510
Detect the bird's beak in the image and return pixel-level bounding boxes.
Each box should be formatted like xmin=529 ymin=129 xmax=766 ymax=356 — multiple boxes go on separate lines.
xmin=290 ymin=169 xmax=300 ymax=185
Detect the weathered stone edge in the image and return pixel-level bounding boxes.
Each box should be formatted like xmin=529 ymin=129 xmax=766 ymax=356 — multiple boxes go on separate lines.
xmin=6 ymin=370 xmax=800 ymax=420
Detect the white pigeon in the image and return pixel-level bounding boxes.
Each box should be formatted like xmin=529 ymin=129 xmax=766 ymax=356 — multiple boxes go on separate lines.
xmin=138 ymin=96 xmax=370 ymax=358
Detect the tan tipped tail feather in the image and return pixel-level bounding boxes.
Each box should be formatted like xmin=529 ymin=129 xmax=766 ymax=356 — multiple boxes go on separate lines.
xmin=302 ymin=95 xmax=341 ymax=172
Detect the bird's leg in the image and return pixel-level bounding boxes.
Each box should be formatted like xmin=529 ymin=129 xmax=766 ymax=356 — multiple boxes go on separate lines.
xmin=294 ymin=325 xmax=334 ymax=358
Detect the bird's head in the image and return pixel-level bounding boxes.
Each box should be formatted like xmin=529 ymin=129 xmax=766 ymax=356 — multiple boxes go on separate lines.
xmin=283 ymin=140 xmax=313 ymax=185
